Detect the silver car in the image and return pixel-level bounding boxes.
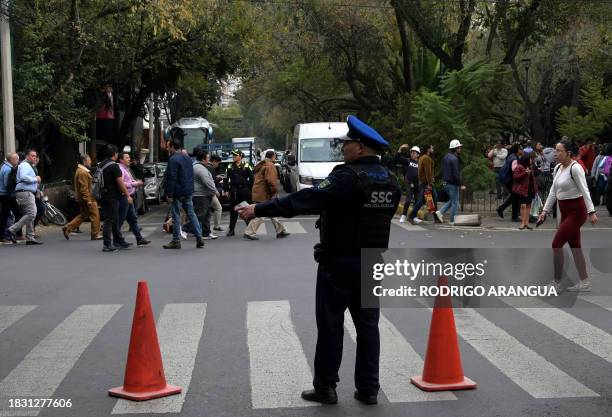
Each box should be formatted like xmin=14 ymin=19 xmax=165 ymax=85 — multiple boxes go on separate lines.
xmin=143 ymin=163 xmax=166 ymax=204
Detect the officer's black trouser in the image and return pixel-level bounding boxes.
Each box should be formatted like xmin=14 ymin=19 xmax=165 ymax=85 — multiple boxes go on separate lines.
xmin=228 ymin=188 xmax=251 ymax=232
xmin=314 ymin=259 xmax=380 ymax=395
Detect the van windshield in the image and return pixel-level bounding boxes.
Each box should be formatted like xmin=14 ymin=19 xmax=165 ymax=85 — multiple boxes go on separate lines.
xmin=183 ymin=128 xmax=208 ymax=153
xmin=299 ymin=138 xmax=344 ymax=162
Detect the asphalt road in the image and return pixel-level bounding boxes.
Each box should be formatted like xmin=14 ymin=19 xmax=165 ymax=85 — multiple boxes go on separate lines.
xmin=1 ymin=204 xmax=611 ymax=417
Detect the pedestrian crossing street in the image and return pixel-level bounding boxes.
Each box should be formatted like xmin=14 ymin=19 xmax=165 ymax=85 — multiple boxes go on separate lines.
xmin=1 ymin=296 xmax=612 ymax=415
xmin=136 ymin=220 xmax=310 ymax=239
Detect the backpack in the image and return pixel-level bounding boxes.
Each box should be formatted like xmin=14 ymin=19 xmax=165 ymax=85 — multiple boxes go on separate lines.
xmin=498 ymin=154 xmax=516 ymax=184
xmin=5 ymin=165 xmax=18 ymax=192
xmin=91 ymin=161 xmax=114 ymax=200
xmin=602 ymin=156 xmax=612 ymax=177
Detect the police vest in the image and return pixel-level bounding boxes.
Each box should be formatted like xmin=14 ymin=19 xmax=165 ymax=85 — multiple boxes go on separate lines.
xmin=318 ymin=162 xmax=401 ymax=256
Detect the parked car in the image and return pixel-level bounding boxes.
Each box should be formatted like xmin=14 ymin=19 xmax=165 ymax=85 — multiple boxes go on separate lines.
xmin=143 ymin=163 xmax=165 ymax=204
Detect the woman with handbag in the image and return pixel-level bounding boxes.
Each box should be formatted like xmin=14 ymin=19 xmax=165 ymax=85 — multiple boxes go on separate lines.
xmin=537 ymin=139 xmax=598 ymax=293
xmin=512 ymin=155 xmax=538 ymax=230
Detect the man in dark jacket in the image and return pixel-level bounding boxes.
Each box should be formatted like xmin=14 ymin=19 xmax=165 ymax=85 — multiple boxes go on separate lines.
xmin=435 ymin=139 xmax=466 ymax=225
xmin=223 ymin=150 xmax=254 ymax=236
xmin=163 ymin=138 xmax=204 ymax=249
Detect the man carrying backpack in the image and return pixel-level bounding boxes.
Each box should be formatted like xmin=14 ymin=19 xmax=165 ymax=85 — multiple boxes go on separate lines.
xmin=0 ymin=152 xmax=19 ymax=243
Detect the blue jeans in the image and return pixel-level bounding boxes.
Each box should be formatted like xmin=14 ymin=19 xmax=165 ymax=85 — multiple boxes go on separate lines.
xmin=439 ymin=184 xmax=460 ymax=222
xmin=171 ymin=195 xmax=201 ymax=241
xmin=118 ymin=195 xmax=143 ymax=241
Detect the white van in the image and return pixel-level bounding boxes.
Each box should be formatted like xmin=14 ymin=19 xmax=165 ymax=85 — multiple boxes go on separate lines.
xmin=288 ymin=122 xmax=348 ymax=192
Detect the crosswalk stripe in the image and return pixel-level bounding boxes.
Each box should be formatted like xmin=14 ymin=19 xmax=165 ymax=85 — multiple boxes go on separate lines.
xmin=247 ymin=301 xmax=317 ymax=409
xmin=0 ymin=306 xmax=36 ymax=335
xmin=282 ymin=222 xmax=307 ymax=234
xmin=579 ymin=295 xmax=612 ymax=312
xmin=502 ymin=297 xmax=612 ymax=364
xmin=449 ymin=307 xmax=597 ymax=398
xmin=344 ymin=311 xmax=456 ymax=402
xmin=0 ymin=305 xmax=121 ymax=416
xmin=392 ymin=219 xmax=426 ymax=231
xmin=111 ymin=303 xmax=207 ymax=414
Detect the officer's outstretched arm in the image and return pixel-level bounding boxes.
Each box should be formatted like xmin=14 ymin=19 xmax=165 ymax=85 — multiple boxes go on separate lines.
xmin=255 ymin=169 xmax=356 ymax=218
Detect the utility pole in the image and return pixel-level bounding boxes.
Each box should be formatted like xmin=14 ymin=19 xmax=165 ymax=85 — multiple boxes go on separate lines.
xmin=148 ymin=93 xmax=154 ymax=163
xmin=1 ymin=0 xmax=15 ymax=154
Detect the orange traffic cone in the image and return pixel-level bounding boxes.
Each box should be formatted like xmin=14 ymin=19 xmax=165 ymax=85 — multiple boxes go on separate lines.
xmin=411 ymin=276 xmax=476 ymax=391
xmin=108 ymin=281 xmax=182 ymax=401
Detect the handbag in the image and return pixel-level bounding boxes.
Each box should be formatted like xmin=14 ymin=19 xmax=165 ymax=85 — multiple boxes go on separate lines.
xmin=530 ymin=194 xmax=543 ymax=218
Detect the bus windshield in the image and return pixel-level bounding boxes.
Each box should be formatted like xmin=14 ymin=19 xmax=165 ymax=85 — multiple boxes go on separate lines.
xmin=183 ymin=128 xmax=209 ymax=153
xmin=299 ymin=138 xmax=344 ymax=162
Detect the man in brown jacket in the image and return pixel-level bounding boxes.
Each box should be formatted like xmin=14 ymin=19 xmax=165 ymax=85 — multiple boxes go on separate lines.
xmin=62 ymin=154 xmax=101 ymax=240
xmin=408 ymin=144 xmax=439 ymax=224
xmin=244 ymin=150 xmax=290 ymax=240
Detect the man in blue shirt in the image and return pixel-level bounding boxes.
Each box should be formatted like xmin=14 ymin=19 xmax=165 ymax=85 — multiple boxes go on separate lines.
xmin=6 ymin=149 xmax=42 ymax=244
xmin=0 ymin=152 xmax=19 ymax=242
xmin=435 ymin=139 xmax=466 ymax=225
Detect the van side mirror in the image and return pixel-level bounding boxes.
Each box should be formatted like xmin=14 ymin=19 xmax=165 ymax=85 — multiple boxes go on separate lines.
xmin=287 ymin=155 xmax=296 ymax=166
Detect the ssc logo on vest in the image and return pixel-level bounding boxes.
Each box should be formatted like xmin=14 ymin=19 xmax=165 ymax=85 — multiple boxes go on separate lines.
xmin=365 ymin=191 xmax=396 ymax=208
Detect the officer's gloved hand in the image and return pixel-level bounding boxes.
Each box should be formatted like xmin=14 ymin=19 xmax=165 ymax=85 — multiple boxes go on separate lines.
xmin=313 ymin=243 xmax=323 ymax=263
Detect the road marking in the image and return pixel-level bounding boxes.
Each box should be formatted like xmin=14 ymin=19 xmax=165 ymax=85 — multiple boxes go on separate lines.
xmin=447 ymin=306 xmax=597 ymax=398
xmin=0 ymin=306 xmax=36 ymax=335
xmin=283 ymin=222 xmax=307 ymax=234
xmin=503 ymin=297 xmax=612 ymax=364
xmin=0 ymin=305 xmax=121 ymax=416
xmin=112 ymin=303 xmax=207 ymax=414
xmin=579 ymin=295 xmax=612 ymax=312
xmin=344 ymin=311 xmax=456 ymax=402
xmin=247 ymin=301 xmax=317 ymax=409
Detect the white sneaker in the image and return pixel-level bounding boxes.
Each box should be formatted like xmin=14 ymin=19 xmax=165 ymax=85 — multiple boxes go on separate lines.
xmin=399 ymin=215 xmax=407 ymax=223
xmin=434 ymin=211 xmax=444 ymax=223
xmin=547 ymin=280 xmax=563 ymax=294
xmin=448 ymin=222 xmax=455 ymax=226
xmin=413 ymin=218 xmax=423 ymax=224
xmin=180 ymin=230 xmax=188 ymax=240
xmin=566 ymin=280 xmax=591 ymax=292
xmin=203 ymin=234 xmax=219 ymax=240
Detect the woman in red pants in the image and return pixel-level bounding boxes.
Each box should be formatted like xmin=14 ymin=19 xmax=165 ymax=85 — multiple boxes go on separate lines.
xmin=538 ymin=139 xmax=598 ymax=292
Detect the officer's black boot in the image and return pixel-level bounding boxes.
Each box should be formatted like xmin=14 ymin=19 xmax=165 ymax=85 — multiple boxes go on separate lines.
xmin=301 ymin=388 xmax=338 ymax=404
xmin=354 ymin=390 xmax=378 ymax=405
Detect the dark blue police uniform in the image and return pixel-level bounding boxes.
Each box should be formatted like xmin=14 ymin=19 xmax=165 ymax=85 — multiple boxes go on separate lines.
xmin=254 ymin=116 xmax=401 ymax=404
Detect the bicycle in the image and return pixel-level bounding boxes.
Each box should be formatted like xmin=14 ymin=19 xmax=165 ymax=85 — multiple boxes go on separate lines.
xmin=39 ymin=194 xmax=67 ymax=226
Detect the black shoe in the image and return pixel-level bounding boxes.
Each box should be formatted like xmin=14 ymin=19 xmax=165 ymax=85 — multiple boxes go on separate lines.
xmin=6 ymin=229 xmax=17 ymax=244
xmin=137 ymin=238 xmax=151 ymax=246
xmin=276 ymin=231 xmax=290 ymax=239
xmin=26 ymin=240 xmax=43 ymax=245
xmin=62 ymin=227 xmax=70 ymax=240
xmin=354 ymin=390 xmax=378 ymax=405
xmin=196 ymin=238 xmax=205 ymax=248
xmin=301 ymin=388 xmax=338 ymax=405
xmin=243 ymin=233 xmax=259 ymax=240
xmin=213 ymin=226 xmax=224 ymax=232
xmin=496 ymin=207 xmax=504 ymax=219
xmin=163 ymin=240 xmax=181 ymax=249
xmin=102 ymin=245 xmax=117 ymax=252
xmin=115 ymin=242 xmax=132 ymax=250
xmin=226 ymin=230 xmax=235 ymax=237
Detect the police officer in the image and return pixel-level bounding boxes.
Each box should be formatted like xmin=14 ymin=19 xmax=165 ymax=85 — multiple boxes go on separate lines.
xmin=223 ymin=150 xmax=254 ymax=236
xmin=237 ymin=116 xmax=400 ymax=405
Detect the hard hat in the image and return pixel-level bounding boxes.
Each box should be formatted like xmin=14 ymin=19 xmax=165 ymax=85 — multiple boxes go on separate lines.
xmin=449 ymin=139 xmax=462 ymax=149
xmin=410 ymin=146 xmax=420 ymax=153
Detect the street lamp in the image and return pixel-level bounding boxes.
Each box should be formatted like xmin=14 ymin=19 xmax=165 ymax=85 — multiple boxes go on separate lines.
xmin=521 ymin=58 xmax=532 ymax=137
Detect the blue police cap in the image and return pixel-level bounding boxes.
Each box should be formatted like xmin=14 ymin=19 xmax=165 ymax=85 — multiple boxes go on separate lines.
xmin=337 ymin=115 xmax=389 ymax=150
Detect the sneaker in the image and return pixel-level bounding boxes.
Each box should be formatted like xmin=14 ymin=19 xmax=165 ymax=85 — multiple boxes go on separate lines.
xmin=163 ymin=240 xmax=181 ymax=249
xmin=102 ymin=246 xmax=117 ymax=252
xmin=5 ymin=229 xmax=17 ymax=244
xmin=26 ymin=240 xmax=43 ymax=245
xmin=213 ymin=226 xmax=224 ymax=232
xmin=448 ymin=222 xmax=455 ymax=226
xmin=203 ymin=234 xmax=218 ymax=240
xmin=434 ymin=211 xmax=444 ymax=223
xmin=566 ymin=280 xmax=591 ymax=292
xmin=196 ymin=238 xmax=205 ymax=248
xmin=413 ymin=218 xmax=423 ymax=224
xmin=243 ymin=233 xmax=259 ymax=241
xmin=91 ymin=235 xmax=103 ymax=241
xmin=399 ymin=215 xmax=407 ymax=223
xmin=62 ymin=227 xmax=70 ymax=240
xmin=496 ymin=207 xmax=504 ymax=219
xmin=276 ymin=231 xmax=290 ymax=239
xmin=115 ymin=242 xmax=132 ymax=250
xmin=180 ymin=230 xmax=188 ymax=240
xmin=137 ymin=238 xmax=151 ymax=246
xmin=547 ymin=280 xmax=563 ymax=294
xmin=226 ymin=230 xmax=235 ymax=237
